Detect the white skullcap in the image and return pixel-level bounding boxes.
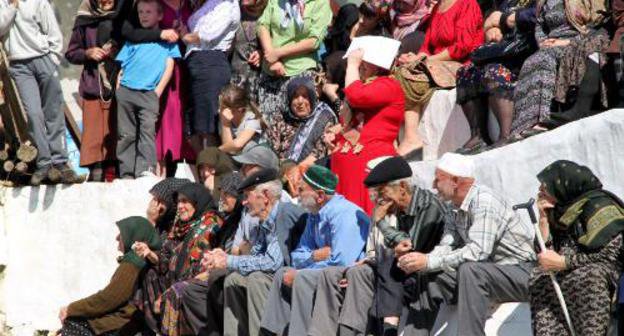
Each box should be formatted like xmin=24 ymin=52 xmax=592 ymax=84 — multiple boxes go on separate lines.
xmin=366 ymin=156 xmax=393 ymax=172
xmin=436 ymin=153 xmax=475 ymax=178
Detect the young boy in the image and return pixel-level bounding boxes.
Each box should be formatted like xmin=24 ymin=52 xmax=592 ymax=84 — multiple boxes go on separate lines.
xmin=0 ymin=0 xmax=81 ymax=185
xmin=115 ymin=0 xmax=180 ymax=178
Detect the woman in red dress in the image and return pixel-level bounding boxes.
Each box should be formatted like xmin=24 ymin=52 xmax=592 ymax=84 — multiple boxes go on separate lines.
xmin=329 ymin=49 xmax=405 ymax=214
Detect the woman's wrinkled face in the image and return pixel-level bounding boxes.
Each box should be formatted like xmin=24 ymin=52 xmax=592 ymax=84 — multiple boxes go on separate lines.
xmin=219 ymin=191 xmax=238 ymax=213
xmin=177 ymin=194 xmax=196 ymax=221
xmin=290 ymin=86 xmax=312 ymax=118
xmin=98 ymin=0 xmax=115 ymax=11
xmin=116 ymin=232 xmax=124 ymax=253
xmin=538 ymin=184 xmax=558 ymax=205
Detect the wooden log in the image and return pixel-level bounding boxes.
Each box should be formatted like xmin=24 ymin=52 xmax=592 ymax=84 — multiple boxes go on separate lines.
xmin=3 ymin=160 xmax=14 ymax=173
xmin=15 ymin=161 xmax=28 ymax=174
xmin=16 ymin=140 xmax=37 ymax=163
xmin=0 ymin=149 xmax=8 ymax=162
xmin=64 ymin=104 xmax=82 ymax=149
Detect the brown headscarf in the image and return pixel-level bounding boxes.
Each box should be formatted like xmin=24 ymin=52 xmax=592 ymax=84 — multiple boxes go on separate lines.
xmin=196 ymin=147 xmax=235 ymax=200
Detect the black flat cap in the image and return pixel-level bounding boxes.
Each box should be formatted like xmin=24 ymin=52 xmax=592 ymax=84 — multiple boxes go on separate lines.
xmin=238 ymin=168 xmax=279 ymax=192
xmin=364 ymin=156 xmax=413 ymax=188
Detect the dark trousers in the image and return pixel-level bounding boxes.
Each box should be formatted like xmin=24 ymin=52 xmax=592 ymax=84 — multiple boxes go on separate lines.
xmin=181 ymin=269 xmax=227 ymax=336
xmin=403 ymin=262 xmax=532 ymax=336
xmin=187 ymin=50 xmax=231 ymax=136
xmin=115 ymin=86 xmax=159 ymax=177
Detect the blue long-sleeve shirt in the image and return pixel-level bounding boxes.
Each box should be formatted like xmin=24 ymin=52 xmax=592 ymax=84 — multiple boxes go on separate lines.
xmin=291 ymin=194 xmax=370 ymax=269
xmin=227 ymin=202 xmax=284 ymax=275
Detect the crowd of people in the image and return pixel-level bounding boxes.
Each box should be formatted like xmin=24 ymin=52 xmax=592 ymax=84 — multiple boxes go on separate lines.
xmin=3 ymin=0 xmax=624 ymax=334
xmin=56 ymin=154 xmax=624 ymax=336
xmin=3 ymin=0 xmax=624 ymax=186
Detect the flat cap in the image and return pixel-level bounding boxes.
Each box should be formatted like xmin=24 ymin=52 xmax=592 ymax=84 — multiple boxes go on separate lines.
xmin=364 ymin=156 xmax=412 ymax=188
xmin=232 ymin=145 xmax=279 ymax=169
xmin=238 ymin=168 xmax=279 ymax=192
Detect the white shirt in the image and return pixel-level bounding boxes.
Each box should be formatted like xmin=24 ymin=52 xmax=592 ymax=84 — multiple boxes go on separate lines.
xmin=0 ymin=0 xmax=63 ymax=62
xmin=186 ymin=0 xmax=240 ymax=57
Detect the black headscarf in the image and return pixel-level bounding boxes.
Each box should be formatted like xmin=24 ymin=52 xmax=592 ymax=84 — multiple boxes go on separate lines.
xmin=327 ymin=4 xmax=360 ymax=53
xmin=169 ymin=183 xmax=217 ymax=240
xmin=284 ymin=76 xmax=337 ymax=162
xmin=286 ymin=76 xmax=319 ymax=121
xmin=537 ymin=160 xmax=624 ymax=249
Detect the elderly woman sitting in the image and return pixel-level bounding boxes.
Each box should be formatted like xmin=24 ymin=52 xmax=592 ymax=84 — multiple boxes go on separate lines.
xmin=58 ymin=217 xmax=161 ymax=336
xmin=267 ymin=76 xmax=337 ymax=166
xmin=531 ymin=160 xmax=624 ymax=335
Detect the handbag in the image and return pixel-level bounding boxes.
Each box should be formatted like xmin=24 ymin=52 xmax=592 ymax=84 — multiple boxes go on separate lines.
xmin=471 ymin=31 xmax=537 ymax=66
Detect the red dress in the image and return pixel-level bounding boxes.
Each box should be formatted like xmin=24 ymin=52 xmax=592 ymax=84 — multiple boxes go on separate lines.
xmin=419 ymin=0 xmax=484 ymax=63
xmin=156 ymin=0 xmax=195 ymax=162
xmin=330 ymin=77 xmax=405 ymax=214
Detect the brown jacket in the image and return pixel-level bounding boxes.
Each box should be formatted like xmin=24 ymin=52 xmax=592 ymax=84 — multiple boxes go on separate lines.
xmin=67 ymin=261 xmax=140 ymax=334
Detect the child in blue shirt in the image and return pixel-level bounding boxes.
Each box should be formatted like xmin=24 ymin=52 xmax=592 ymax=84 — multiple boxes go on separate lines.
xmin=115 ymin=0 xmax=180 ymax=178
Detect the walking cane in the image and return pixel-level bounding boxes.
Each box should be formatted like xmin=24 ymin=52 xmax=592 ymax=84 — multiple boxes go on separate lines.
xmin=513 ymin=198 xmax=576 ymax=336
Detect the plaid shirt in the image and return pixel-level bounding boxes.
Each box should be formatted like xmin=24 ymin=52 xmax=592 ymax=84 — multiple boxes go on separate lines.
xmin=227 ymin=202 xmax=284 ymax=275
xmin=426 ymin=184 xmax=536 ymax=272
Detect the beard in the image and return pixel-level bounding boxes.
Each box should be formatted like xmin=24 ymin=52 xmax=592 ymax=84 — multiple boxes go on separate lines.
xmin=299 ymin=195 xmax=320 ymax=214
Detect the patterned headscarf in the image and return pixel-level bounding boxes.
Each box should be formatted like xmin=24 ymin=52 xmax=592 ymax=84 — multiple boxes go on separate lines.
xmin=392 ymin=0 xmax=428 ymax=40
xmin=537 ymin=160 xmax=624 ymax=249
xmin=170 ymin=183 xmax=217 ymax=240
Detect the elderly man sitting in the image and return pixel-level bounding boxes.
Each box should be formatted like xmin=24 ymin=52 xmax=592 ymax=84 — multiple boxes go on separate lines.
xmin=202 ymin=168 xmax=307 ymax=336
xmin=397 ymin=153 xmax=536 ymax=336
xmin=309 ymin=156 xmax=449 ymax=336
xmin=261 ymin=165 xmax=370 ymax=336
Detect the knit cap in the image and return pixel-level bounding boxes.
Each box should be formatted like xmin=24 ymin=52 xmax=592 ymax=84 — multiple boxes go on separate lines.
xmin=302 ymin=165 xmax=338 ymax=195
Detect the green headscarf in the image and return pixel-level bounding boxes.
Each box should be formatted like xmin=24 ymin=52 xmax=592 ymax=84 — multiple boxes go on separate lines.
xmin=537 ymin=160 xmax=624 ymax=249
xmin=116 ymin=216 xmax=162 ymax=268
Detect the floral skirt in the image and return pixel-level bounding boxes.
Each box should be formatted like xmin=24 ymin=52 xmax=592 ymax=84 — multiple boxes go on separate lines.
xmin=456 ymin=63 xmax=517 ymax=105
xmin=530 ymin=263 xmax=617 ymax=336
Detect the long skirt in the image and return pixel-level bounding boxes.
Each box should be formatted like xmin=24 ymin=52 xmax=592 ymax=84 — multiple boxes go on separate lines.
xmin=156 ymin=60 xmax=195 ymax=162
xmin=134 ymin=267 xmax=167 ymax=333
xmin=456 ymin=62 xmax=517 ymax=105
xmin=330 ymin=141 xmax=397 ymax=215
xmin=61 ymin=318 xmax=118 ymax=336
xmin=257 ymin=69 xmax=316 ymax=126
xmin=511 ymin=46 xmax=568 ymax=135
xmin=160 ymin=270 xmax=227 ymax=336
xmin=187 ymin=50 xmax=231 ymax=136
xmin=79 ymin=99 xmax=116 ymax=167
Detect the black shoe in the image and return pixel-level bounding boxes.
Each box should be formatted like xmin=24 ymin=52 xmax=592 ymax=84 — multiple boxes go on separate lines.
xmin=54 ymin=163 xmax=83 ymax=184
xmin=30 ymin=166 xmax=50 ymax=186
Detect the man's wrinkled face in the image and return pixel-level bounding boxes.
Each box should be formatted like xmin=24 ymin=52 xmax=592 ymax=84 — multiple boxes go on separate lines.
xmin=433 ymin=169 xmax=455 ymax=201
xmin=243 ymin=187 xmax=267 ymax=217
xmin=298 ymin=181 xmax=321 ymax=214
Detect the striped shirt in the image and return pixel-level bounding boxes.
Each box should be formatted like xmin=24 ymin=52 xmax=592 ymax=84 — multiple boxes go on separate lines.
xmin=426 ymin=184 xmax=536 ymax=272
xmin=227 ymin=202 xmax=284 ymax=275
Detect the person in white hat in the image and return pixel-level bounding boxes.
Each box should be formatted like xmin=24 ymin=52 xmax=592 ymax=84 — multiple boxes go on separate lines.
xmin=396 ymin=152 xmax=537 ymax=336
xmin=326 ymin=37 xmax=406 ymax=216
